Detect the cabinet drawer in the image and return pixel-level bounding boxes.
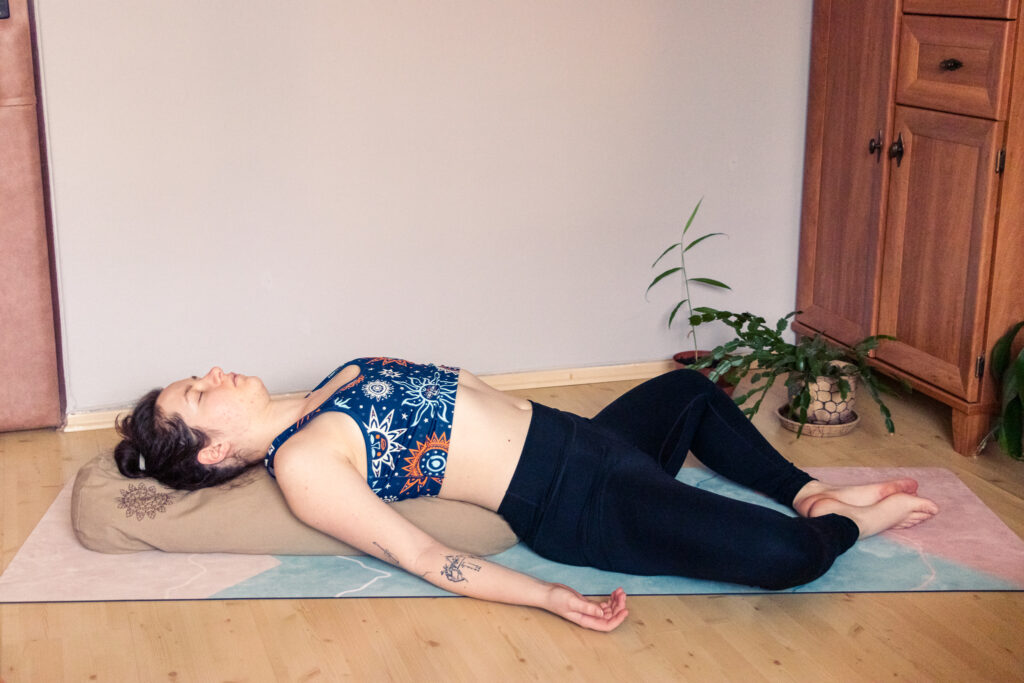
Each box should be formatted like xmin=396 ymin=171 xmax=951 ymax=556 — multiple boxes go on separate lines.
xmin=897 ymin=15 xmax=1014 ymax=119
xmin=903 ymin=0 xmax=1018 ymax=18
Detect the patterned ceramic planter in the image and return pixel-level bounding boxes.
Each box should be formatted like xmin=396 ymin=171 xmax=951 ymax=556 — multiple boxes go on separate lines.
xmin=782 ymin=366 xmax=858 ymax=433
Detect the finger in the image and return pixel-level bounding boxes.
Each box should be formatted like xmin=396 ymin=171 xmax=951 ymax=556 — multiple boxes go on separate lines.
xmin=599 ymin=587 xmax=625 ymax=608
xmin=607 ymin=593 xmax=627 ymax=619
xmin=574 ymin=596 xmax=628 ymax=628
xmin=602 ymin=589 xmax=624 ymax=611
xmin=577 ymin=606 xmax=629 ymax=632
xmin=576 ymin=597 xmax=605 ymax=618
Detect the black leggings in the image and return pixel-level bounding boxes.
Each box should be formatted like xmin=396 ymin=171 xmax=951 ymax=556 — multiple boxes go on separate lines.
xmin=496 ymin=370 xmax=859 ymax=590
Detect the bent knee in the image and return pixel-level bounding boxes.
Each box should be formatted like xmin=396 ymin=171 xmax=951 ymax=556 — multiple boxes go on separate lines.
xmin=750 ymin=526 xmax=838 ymax=591
xmin=664 ymin=368 xmax=718 ymax=395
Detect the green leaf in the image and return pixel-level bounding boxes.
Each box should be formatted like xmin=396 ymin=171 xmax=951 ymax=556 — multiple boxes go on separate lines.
xmin=991 ymin=321 xmax=1024 ymax=380
xmin=645 ymin=267 xmax=681 ymax=296
xmin=688 ymin=277 xmax=732 ymax=290
xmin=1011 ymin=347 xmax=1024 ymax=405
xmin=682 ymin=197 xmax=704 ymax=235
xmin=668 ymin=300 xmax=689 ymax=329
xmin=651 ymin=243 xmax=681 ymax=269
xmin=1002 ymin=361 xmax=1020 ymax=417
xmin=880 ymin=403 xmax=895 ymax=434
xmin=683 ymin=232 xmax=726 ymax=252
xmin=998 ymin=397 xmax=1022 ymax=460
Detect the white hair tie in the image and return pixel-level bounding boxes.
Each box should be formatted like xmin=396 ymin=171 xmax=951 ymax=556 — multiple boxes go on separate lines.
xmin=138 ymin=455 xmax=147 ymax=472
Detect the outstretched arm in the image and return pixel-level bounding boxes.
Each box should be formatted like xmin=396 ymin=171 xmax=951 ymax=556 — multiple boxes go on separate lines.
xmin=274 ymin=445 xmax=628 ymax=631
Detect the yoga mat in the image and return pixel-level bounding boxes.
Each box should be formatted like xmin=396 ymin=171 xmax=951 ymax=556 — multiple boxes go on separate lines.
xmin=1 ymin=467 xmax=1022 ymax=603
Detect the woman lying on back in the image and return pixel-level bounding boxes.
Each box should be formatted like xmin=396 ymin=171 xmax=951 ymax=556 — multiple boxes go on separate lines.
xmin=115 ymin=357 xmax=938 ymax=631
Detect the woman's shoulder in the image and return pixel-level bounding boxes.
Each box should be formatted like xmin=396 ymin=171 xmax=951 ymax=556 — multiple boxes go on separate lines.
xmin=273 ymin=411 xmax=367 ymax=480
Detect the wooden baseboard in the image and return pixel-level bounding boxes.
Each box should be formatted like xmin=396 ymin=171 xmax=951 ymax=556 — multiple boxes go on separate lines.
xmin=61 ymin=410 xmax=124 ymax=433
xmin=61 ymin=360 xmax=677 ymax=432
xmin=479 ymin=360 xmax=675 ymax=391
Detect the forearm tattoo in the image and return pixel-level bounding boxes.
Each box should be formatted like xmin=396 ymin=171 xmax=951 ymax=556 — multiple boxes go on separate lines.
xmin=441 ymin=555 xmax=482 ymax=583
xmin=373 ymin=541 xmax=400 ymax=566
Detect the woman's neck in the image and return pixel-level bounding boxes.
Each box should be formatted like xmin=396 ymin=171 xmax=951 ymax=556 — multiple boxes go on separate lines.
xmin=239 ymin=366 xmax=362 ymax=466
xmin=237 ymin=393 xmax=320 ymax=466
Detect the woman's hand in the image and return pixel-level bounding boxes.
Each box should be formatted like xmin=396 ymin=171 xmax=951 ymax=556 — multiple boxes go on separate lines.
xmin=544 ymin=583 xmax=629 ymax=632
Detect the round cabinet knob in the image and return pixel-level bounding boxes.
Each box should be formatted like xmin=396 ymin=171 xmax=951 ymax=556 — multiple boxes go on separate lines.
xmin=889 ymin=132 xmax=905 ymax=167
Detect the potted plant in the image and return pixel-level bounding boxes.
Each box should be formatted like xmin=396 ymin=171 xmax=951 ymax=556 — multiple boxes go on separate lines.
xmin=978 ymin=321 xmax=1024 ymax=459
xmin=645 ymin=197 xmax=731 ymax=369
xmin=688 ymin=308 xmax=899 ymax=437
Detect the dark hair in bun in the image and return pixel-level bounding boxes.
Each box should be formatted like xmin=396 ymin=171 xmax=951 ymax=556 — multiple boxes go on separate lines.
xmin=114 ymin=388 xmax=250 ymax=491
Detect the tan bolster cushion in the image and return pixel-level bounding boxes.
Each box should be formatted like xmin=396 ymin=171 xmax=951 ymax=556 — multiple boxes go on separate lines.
xmin=70 ymin=453 xmax=518 ymax=556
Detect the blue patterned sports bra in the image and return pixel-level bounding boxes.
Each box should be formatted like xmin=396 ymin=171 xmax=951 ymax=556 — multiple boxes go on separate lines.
xmin=264 ymin=357 xmax=460 ymax=501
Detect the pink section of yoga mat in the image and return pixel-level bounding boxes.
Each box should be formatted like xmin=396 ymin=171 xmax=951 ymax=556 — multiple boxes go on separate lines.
xmin=807 ymin=467 xmax=1024 ymax=586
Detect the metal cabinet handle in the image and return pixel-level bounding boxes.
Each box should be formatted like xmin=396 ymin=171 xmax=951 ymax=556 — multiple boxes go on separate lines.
xmin=940 ymin=58 xmax=963 ymax=71
xmin=868 ymin=130 xmax=884 ymax=162
xmin=889 ymin=132 xmax=904 ymax=167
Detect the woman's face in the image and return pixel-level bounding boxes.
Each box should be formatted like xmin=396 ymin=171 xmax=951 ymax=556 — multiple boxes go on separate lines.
xmin=156 ymin=366 xmax=270 ymax=443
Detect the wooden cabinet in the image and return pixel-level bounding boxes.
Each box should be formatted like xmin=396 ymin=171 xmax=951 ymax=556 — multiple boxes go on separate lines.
xmin=796 ymin=0 xmax=1024 ymax=455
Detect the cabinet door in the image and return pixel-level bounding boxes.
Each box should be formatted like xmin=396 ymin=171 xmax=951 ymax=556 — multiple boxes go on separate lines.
xmin=796 ymin=0 xmax=900 ymax=346
xmin=876 ymin=106 xmax=1004 ymax=400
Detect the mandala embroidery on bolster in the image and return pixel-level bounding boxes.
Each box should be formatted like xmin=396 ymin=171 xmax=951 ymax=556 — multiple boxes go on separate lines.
xmin=117 ymin=483 xmax=175 ymax=521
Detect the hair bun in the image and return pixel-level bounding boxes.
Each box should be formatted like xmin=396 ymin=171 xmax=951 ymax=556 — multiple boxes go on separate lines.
xmin=113 ymin=439 xmax=148 ymax=479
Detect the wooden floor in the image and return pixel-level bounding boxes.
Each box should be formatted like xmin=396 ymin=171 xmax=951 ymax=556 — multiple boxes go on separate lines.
xmin=2 ymin=378 xmax=1023 ymax=681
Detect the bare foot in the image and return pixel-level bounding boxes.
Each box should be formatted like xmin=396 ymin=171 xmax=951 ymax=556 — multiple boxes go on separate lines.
xmin=805 ymin=493 xmax=939 ymax=539
xmin=793 ymin=478 xmax=919 ymax=518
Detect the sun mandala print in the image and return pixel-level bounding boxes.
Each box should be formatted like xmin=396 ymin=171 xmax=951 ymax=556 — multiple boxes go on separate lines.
xmin=394 ymin=372 xmax=457 ymax=424
xmin=363 ymin=407 xmax=408 ymax=477
xmin=400 ymin=433 xmax=450 ymax=496
xmin=362 ymin=379 xmax=394 ymax=402
xmin=117 ymin=483 xmax=175 ymax=521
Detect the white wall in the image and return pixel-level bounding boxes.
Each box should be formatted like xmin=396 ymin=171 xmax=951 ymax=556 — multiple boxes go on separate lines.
xmin=34 ymin=0 xmax=813 ymax=412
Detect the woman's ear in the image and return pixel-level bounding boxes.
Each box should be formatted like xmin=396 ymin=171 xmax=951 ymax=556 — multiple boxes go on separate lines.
xmin=197 ymin=442 xmax=230 ymax=466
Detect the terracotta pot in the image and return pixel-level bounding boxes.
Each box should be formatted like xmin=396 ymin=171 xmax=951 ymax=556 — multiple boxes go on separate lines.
xmin=672 ymin=351 xmax=736 ymax=397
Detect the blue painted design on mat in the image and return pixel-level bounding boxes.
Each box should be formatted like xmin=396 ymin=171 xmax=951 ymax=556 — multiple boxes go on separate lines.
xmin=213 ymin=555 xmax=453 ymax=599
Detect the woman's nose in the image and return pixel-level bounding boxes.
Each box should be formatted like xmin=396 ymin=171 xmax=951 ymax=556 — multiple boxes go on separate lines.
xmin=205 ymin=367 xmax=224 ymax=383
